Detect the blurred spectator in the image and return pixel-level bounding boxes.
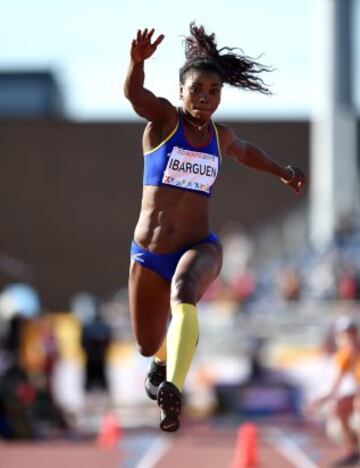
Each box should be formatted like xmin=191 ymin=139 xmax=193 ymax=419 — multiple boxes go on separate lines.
xmin=309 ymin=316 xmax=360 ymax=467
xmin=0 ymin=312 xmax=68 ymax=439
xmin=81 ymin=306 xmax=112 ymax=392
xmin=51 ymin=312 xmax=85 ymax=418
xmin=0 ymin=364 xmax=36 ymax=439
xmin=4 ymin=315 xmax=27 ymax=367
xmin=20 ymin=314 xmax=58 ymax=388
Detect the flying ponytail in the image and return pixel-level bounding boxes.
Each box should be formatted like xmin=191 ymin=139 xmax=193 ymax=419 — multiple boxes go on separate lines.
xmin=179 ymin=22 xmax=272 ymax=94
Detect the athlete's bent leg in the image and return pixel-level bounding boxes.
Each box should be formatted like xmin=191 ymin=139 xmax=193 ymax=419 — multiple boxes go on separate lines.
xmin=128 ymin=260 xmax=171 ymax=357
xmin=166 ymin=242 xmax=222 ymax=391
xmin=332 ymin=395 xmax=360 ymax=466
xmin=158 ymin=242 xmax=222 ymax=431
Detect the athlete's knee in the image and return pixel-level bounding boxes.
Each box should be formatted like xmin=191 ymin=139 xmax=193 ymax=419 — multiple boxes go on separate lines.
xmin=136 ymin=339 xmax=162 ymax=357
xmin=171 ymin=272 xmax=197 ymax=304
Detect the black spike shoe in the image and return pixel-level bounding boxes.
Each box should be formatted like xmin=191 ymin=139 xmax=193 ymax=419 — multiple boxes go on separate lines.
xmin=157 ymin=381 xmax=182 ymax=432
xmin=144 ymin=359 xmax=166 ymax=401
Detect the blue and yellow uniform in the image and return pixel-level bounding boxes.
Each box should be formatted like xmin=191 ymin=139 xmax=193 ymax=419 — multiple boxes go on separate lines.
xmin=143 ymin=111 xmax=221 ymax=197
xmin=131 ymin=112 xmax=222 ymax=282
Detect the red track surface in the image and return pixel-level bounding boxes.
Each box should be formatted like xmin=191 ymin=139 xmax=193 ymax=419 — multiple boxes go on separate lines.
xmin=0 ymin=442 xmax=120 ymax=468
xmin=0 ymin=420 xmax=344 ymax=468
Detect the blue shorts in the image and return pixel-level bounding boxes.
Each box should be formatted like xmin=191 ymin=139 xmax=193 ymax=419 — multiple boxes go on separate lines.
xmin=130 ymin=232 xmax=220 ymax=283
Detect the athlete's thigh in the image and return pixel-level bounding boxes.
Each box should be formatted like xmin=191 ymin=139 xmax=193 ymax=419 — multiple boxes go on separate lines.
xmin=335 ymin=394 xmax=355 ymax=416
xmin=173 ymin=242 xmax=222 ymax=301
xmin=129 ymin=260 xmax=171 ymax=345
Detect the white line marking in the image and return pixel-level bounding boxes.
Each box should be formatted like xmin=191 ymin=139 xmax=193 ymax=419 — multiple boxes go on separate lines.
xmin=270 ymin=427 xmax=318 ymax=468
xmin=136 ymin=435 xmax=173 ymax=468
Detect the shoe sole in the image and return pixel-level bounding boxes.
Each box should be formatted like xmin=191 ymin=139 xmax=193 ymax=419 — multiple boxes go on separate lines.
xmin=159 ymin=411 xmax=180 ymax=432
xmin=157 ymin=383 xmax=181 ymax=432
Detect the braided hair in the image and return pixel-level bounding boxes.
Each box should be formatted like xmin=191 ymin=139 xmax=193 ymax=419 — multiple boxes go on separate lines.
xmin=179 ymin=22 xmax=272 ymax=94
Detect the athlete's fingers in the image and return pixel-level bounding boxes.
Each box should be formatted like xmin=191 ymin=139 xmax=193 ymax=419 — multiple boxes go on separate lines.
xmin=141 ymin=28 xmax=148 ymax=41
xmin=136 ymin=29 xmax=141 ymax=42
xmin=148 ymin=28 xmax=155 ymax=41
xmin=153 ymin=34 xmax=165 ymax=48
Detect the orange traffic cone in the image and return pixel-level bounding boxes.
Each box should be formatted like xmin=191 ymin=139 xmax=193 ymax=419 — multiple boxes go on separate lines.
xmin=231 ymin=423 xmax=258 ymax=468
xmin=96 ymin=412 xmax=122 ymax=448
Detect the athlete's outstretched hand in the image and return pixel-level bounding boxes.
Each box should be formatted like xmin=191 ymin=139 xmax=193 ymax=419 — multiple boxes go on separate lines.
xmin=131 ymin=28 xmax=164 ymax=64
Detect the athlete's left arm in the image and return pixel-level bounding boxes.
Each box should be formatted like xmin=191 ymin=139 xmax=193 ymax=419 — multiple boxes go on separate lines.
xmin=218 ymin=125 xmax=307 ymax=194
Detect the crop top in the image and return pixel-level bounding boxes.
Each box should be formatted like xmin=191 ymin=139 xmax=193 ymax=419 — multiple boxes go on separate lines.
xmin=143 ymin=112 xmax=221 ymax=198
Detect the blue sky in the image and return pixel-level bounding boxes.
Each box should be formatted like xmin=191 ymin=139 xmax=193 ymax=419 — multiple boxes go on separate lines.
xmin=1 ymin=0 xmax=359 ymax=120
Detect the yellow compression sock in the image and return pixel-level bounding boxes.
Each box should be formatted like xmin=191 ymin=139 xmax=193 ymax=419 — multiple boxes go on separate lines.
xmin=166 ymin=303 xmax=199 ymax=392
xmin=153 ymin=338 xmax=167 ymax=364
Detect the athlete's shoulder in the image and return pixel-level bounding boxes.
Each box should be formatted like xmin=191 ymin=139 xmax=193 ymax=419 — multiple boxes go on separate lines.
xmin=212 ymin=122 xmax=233 ymax=139
xmin=143 ymin=104 xmax=179 ymax=154
xmin=212 ymin=122 xmax=236 ymax=154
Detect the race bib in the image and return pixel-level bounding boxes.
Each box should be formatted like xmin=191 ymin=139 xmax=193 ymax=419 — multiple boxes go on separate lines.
xmin=162 ymin=146 xmax=218 ymax=194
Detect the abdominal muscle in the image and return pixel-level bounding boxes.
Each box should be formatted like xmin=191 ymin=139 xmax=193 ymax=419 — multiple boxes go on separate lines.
xmin=133 ymin=185 xmax=211 ymax=253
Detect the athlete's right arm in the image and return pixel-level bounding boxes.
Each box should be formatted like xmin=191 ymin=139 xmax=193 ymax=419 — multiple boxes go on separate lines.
xmin=124 ymin=29 xmax=172 ymax=121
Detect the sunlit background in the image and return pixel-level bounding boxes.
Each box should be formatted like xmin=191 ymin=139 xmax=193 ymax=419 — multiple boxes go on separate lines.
xmin=0 ymin=1 xmax=360 ymax=467
xmin=1 ymin=0 xmax=359 ymax=120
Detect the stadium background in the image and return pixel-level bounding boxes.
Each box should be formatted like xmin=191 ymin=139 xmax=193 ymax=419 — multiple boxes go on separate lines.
xmin=0 ymin=1 xmax=360 ymax=467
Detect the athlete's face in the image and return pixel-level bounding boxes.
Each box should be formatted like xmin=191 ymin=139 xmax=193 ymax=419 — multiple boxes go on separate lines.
xmin=180 ymin=70 xmax=222 ymax=121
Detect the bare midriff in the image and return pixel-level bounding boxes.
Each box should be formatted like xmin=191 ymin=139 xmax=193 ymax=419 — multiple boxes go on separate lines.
xmin=134 ymin=185 xmax=211 ymax=253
